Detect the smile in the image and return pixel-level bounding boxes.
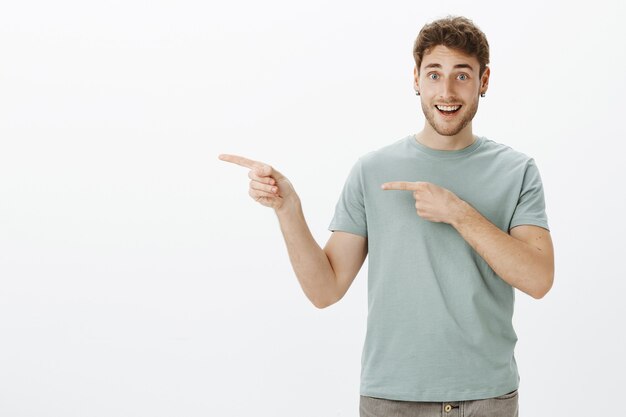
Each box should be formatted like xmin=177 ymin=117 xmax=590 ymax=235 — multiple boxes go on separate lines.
xmin=435 ymin=105 xmax=462 ymax=116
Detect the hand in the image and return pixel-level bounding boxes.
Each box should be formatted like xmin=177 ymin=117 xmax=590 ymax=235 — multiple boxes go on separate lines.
xmin=381 ymin=181 xmax=465 ymax=225
xmin=218 ymin=153 xmax=298 ymax=211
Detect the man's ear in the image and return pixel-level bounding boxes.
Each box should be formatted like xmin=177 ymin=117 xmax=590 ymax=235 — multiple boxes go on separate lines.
xmin=481 ymin=66 xmax=490 ymax=94
xmin=414 ymin=65 xmax=419 ymax=90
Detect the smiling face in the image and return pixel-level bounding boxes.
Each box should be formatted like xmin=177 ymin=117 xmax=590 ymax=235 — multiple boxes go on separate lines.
xmin=414 ymin=45 xmax=490 ymax=137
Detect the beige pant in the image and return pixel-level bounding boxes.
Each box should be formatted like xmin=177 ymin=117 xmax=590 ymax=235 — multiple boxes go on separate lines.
xmin=360 ymin=389 xmax=519 ymax=417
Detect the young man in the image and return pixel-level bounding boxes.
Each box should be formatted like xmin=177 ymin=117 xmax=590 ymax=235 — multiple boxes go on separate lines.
xmin=219 ymin=15 xmax=553 ymax=417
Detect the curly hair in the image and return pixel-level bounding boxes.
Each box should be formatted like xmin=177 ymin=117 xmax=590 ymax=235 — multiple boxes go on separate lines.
xmin=413 ymin=15 xmax=490 ymax=78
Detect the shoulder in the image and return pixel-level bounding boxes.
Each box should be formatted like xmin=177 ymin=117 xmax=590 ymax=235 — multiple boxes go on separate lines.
xmin=479 ymin=136 xmax=537 ymax=170
xmin=357 ymin=135 xmax=411 ymax=168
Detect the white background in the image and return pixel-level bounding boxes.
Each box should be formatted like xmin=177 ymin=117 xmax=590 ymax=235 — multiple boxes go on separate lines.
xmin=1 ymin=0 xmax=625 ymax=416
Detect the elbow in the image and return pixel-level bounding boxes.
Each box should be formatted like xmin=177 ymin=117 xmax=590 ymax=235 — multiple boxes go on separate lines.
xmin=313 ymin=298 xmax=335 ymax=309
xmin=313 ymin=301 xmax=330 ymax=309
xmin=312 ymin=294 xmax=339 ymax=309
xmin=310 ymin=294 xmax=329 ymax=309
xmin=311 ymin=284 xmax=340 ymax=309
xmin=532 ymin=273 xmax=554 ymax=300
xmin=531 ymin=251 xmax=554 ymax=300
xmin=531 ymin=290 xmax=546 ymax=300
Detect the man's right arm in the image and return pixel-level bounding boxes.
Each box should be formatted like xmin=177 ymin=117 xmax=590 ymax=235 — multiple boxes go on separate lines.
xmin=217 ymin=153 xmax=366 ymax=309
xmin=275 ymin=198 xmax=368 ymax=309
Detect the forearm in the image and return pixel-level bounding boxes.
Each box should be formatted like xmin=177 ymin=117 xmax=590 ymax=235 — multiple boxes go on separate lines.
xmin=450 ymin=200 xmax=550 ymax=299
xmin=274 ymin=198 xmax=336 ymax=308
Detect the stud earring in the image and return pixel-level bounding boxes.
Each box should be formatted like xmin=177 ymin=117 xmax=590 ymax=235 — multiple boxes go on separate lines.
xmin=480 ymin=92 xmax=485 ymax=97
xmin=415 ymin=90 xmax=420 ymax=96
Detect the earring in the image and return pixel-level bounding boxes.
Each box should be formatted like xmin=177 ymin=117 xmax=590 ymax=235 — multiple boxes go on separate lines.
xmin=415 ymin=90 xmax=420 ymax=96
xmin=480 ymin=92 xmax=485 ymax=97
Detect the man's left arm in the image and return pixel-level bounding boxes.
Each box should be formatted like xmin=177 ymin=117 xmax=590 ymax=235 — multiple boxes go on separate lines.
xmin=450 ymin=200 xmax=554 ymax=299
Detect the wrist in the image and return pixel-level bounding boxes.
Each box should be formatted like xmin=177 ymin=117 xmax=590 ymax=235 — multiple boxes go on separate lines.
xmin=450 ymin=198 xmax=471 ymax=228
xmin=275 ymin=195 xmax=302 ymax=217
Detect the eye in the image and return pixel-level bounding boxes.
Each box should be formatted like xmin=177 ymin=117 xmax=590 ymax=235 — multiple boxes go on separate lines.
xmin=458 ymin=73 xmax=469 ymax=80
xmin=428 ymin=73 xmax=439 ymax=80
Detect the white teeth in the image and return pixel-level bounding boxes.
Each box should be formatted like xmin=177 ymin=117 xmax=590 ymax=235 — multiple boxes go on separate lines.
xmin=436 ymin=105 xmax=461 ymax=111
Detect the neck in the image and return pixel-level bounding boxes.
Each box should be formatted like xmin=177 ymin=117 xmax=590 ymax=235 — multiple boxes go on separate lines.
xmin=415 ymin=123 xmax=476 ymax=151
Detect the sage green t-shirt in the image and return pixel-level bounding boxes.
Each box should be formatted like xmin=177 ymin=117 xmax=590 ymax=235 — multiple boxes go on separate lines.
xmin=328 ymin=134 xmax=550 ymax=402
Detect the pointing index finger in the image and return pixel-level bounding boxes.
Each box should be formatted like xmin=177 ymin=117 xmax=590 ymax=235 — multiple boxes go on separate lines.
xmin=218 ymin=154 xmax=262 ymax=169
xmin=381 ymin=181 xmax=419 ymax=190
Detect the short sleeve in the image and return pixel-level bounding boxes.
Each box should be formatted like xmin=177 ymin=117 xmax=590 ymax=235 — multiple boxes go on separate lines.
xmin=509 ymin=158 xmax=550 ymax=232
xmin=328 ymin=157 xmax=367 ymax=238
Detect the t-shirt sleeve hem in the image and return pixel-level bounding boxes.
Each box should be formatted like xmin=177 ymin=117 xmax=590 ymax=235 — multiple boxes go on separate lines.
xmin=508 ymin=219 xmax=550 ymax=232
xmin=328 ymin=223 xmax=367 ymax=238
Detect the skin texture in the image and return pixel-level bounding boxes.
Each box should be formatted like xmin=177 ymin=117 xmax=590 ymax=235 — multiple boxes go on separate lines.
xmin=216 ymin=154 xmax=298 ymax=212
xmin=217 ymin=153 xmax=337 ymax=308
xmin=413 ymin=44 xmax=489 ymax=150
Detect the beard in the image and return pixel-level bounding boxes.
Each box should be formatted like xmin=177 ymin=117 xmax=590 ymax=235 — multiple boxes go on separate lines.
xmin=421 ymin=95 xmax=479 ymax=136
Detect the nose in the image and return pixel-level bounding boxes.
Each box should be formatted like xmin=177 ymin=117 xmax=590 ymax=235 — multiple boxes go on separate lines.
xmin=439 ymin=77 xmax=456 ymax=100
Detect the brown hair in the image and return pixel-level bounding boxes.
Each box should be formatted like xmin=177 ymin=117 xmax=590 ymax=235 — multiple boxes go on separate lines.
xmin=413 ymin=15 xmax=490 ymax=78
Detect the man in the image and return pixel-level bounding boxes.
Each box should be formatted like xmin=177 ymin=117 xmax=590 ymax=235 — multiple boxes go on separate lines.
xmin=219 ymin=15 xmax=553 ymax=417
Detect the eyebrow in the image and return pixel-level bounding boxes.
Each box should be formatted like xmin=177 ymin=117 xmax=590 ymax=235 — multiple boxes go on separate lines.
xmin=423 ymin=63 xmax=475 ymax=72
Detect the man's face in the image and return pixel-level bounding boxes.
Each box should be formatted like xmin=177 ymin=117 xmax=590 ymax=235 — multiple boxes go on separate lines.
xmin=414 ymin=45 xmax=489 ymax=137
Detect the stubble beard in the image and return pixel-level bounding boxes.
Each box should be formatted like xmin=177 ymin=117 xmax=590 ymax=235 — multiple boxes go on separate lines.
xmin=421 ymin=95 xmax=479 ymax=137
